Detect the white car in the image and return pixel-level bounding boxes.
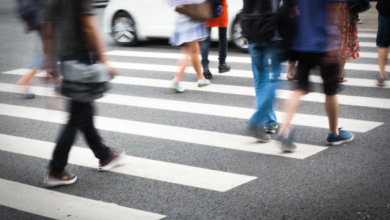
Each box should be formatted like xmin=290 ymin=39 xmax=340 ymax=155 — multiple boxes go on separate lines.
xmin=102 ymin=0 xmax=247 ymax=49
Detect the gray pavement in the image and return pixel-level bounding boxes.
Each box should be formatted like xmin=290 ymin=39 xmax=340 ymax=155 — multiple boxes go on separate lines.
xmin=0 ymin=0 xmax=389 ymax=219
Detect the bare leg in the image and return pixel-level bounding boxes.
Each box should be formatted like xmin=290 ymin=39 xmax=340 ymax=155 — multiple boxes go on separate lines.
xmin=378 ymin=47 xmax=389 ymax=79
xmin=174 ymin=45 xmax=190 ymax=82
xmin=339 ymin=59 xmax=348 ymax=82
xmin=287 ymin=61 xmax=297 ymax=79
xmin=16 ymin=68 xmax=37 ymax=91
xmin=325 ymin=94 xmax=339 ymax=135
xmin=278 ymin=90 xmax=306 ymax=137
xmin=188 ymin=41 xmax=207 ymax=81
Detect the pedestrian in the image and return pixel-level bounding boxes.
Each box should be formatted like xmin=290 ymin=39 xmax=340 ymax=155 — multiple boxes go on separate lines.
xmin=167 ymin=0 xmax=211 ymax=93
xmin=42 ymin=0 xmax=127 ymax=187
xmin=376 ymin=0 xmax=390 ymax=86
xmin=16 ymin=0 xmax=61 ymax=99
xmin=241 ymin=0 xmax=284 ymax=142
xmin=201 ymin=0 xmax=231 ymax=79
xmin=277 ymin=0 xmax=354 ymax=152
xmin=338 ymin=2 xmax=360 ymax=83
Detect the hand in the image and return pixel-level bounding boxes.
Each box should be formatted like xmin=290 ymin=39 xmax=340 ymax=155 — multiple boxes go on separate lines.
xmin=103 ymin=62 xmax=117 ymax=79
xmin=23 ymin=26 xmax=33 ymax=34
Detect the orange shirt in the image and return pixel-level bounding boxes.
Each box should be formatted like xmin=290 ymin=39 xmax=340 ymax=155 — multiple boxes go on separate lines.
xmin=206 ymin=0 xmax=228 ymax=28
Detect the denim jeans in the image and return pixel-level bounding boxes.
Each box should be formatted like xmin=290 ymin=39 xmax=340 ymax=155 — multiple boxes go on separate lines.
xmin=50 ymin=101 xmax=110 ymax=174
xmin=201 ymin=27 xmax=228 ymax=65
xmin=247 ymin=41 xmax=283 ymax=127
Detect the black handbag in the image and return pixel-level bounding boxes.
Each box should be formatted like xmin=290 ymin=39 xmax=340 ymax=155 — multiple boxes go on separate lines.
xmin=348 ymin=0 xmax=371 ymax=14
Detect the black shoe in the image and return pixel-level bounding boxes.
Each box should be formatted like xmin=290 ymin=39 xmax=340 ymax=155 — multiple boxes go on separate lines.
xmin=245 ymin=126 xmax=271 ymax=143
xmin=218 ymin=63 xmax=231 ymax=73
xmin=202 ymin=64 xmax=213 ymax=79
xmin=264 ymin=123 xmax=279 ymax=134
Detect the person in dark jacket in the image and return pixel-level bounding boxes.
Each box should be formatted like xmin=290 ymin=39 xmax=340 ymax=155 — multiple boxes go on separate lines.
xmin=42 ymin=0 xmax=127 ymax=187
xmin=376 ymin=0 xmax=390 ymax=86
xmin=241 ymin=0 xmax=284 ymax=142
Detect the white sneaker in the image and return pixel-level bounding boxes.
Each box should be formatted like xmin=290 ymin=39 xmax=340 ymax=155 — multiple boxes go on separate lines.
xmin=99 ymin=150 xmax=128 ymax=171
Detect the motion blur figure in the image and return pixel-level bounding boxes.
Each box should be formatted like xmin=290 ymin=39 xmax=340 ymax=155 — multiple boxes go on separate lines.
xmin=241 ymin=0 xmax=284 ymax=142
xmin=167 ymin=0 xmax=211 ymax=93
xmin=201 ymin=0 xmax=231 ymax=79
xmin=376 ymin=0 xmax=390 ymax=86
xmin=277 ymin=0 xmax=354 ymax=152
xmin=16 ymin=0 xmax=61 ymax=99
xmin=42 ymin=0 xmax=126 ymax=187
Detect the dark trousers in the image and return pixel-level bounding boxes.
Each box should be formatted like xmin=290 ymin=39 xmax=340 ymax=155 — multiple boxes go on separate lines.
xmin=201 ymin=27 xmax=228 ymax=65
xmin=50 ymin=100 xmax=110 ymax=174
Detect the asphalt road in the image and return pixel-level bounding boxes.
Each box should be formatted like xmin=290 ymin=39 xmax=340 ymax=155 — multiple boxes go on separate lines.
xmin=0 ymin=0 xmax=389 ymax=219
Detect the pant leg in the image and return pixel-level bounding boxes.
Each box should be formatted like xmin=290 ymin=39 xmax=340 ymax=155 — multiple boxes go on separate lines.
xmin=201 ymin=27 xmax=211 ymax=66
xmin=50 ymin=101 xmax=85 ymax=174
xmin=218 ymin=27 xmax=228 ymax=63
xmin=247 ymin=42 xmax=276 ymax=127
xmin=79 ymin=102 xmax=110 ymax=160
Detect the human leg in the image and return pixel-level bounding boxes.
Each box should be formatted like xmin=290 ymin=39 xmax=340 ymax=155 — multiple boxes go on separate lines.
xmin=338 ymin=58 xmax=348 ymax=82
xmin=320 ymin=51 xmax=354 ymax=145
xmin=378 ymin=47 xmax=389 ymax=86
xmin=188 ymin=41 xmax=209 ymax=84
xmin=218 ymin=27 xmax=230 ymax=73
xmin=201 ymin=28 xmax=213 ymax=79
xmin=287 ymin=61 xmax=297 ymax=80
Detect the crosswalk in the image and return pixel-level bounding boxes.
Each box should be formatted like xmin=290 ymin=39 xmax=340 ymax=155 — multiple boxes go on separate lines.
xmin=0 ymin=34 xmax=389 ymax=219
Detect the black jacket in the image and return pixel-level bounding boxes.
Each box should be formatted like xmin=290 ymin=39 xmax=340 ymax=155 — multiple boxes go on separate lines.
xmin=377 ymin=0 xmax=390 ymax=17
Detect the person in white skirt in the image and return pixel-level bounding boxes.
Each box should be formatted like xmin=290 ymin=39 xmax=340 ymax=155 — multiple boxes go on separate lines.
xmin=169 ymin=9 xmax=211 ymax=92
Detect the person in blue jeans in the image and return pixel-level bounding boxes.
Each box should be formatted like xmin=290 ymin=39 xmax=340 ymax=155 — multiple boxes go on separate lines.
xmin=277 ymin=0 xmax=354 ymax=152
xmin=241 ymin=0 xmax=283 ymax=142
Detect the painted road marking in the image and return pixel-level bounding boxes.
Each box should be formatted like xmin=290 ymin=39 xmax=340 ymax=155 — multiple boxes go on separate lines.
xmin=3 ymin=70 xmax=390 ymax=109
xmin=0 ymin=178 xmax=165 ymax=220
xmin=0 ymin=103 xmax=328 ymax=159
xmin=0 ymin=83 xmax=382 ymax=133
xmin=0 ymin=134 xmax=257 ymax=192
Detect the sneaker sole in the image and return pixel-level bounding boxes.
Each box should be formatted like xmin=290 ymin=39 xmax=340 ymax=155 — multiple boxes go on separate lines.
xmin=44 ymin=176 xmax=77 ymax=187
xmin=281 ymin=145 xmax=296 ymax=153
xmin=218 ymin=70 xmax=230 ymax=73
xmin=257 ymin=139 xmax=271 ymax=143
xmin=327 ymin=135 xmax=355 ymax=146
xmin=265 ymin=129 xmax=276 ymax=134
xmin=99 ymin=151 xmax=128 ymax=172
xmin=198 ymin=83 xmax=210 ymax=87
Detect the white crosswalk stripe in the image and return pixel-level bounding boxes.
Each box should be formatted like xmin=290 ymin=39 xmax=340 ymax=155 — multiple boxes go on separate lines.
xmin=0 ymin=103 xmax=328 ymax=159
xmin=4 ymin=69 xmax=390 ymax=108
xmin=0 ymin=83 xmax=382 ymax=133
xmin=0 ymin=134 xmax=257 ymax=192
xmin=0 ymin=178 xmax=166 ymax=220
xmin=358 ymin=33 xmax=377 ymax=38
xmin=105 ymin=50 xmax=389 ymax=62
xmin=5 ymin=67 xmax=389 ymax=89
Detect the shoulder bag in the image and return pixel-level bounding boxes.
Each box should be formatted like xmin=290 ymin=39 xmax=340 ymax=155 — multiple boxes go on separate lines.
xmin=175 ymin=0 xmax=213 ymax=22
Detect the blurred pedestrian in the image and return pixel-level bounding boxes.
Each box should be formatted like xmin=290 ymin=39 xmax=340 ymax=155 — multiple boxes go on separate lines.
xmin=241 ymin=0 xmax=285 ymax=142
xmin=278 ymin=0 xmax=354 ymax=152
xmin=201 ymin=0 xmax=230 ymax=79
xmin=42 ymin=0 xmax=127 ymax=187
xmin=376 ymin=0 xmax=390 ymax=86
xmin=338 ymin=2 xmax=360 ymax=83
xmin=16 ymin=0 xmax=61 ymax=98
xmin=168 ymin=0 xmax=210 ymax=93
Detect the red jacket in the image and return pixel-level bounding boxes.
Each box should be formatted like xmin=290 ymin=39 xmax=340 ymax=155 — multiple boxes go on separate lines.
xmin=206 ymin=0 xmax=228 ymax=28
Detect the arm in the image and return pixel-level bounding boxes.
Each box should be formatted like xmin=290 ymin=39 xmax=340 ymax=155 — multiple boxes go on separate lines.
xmin=79 ymin=15 xmax=116 ymax=77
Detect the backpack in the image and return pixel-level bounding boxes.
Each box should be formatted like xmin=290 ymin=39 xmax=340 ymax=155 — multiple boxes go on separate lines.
xmin=18 ymin=0 xmax=41 ymax=30
xmin=348 ymin=0 xmax=371 ymax=14
xmin=210 ymin=0 xmax=223 ymax=18
xmin=241 ymin=0 xmax=276 ymax=42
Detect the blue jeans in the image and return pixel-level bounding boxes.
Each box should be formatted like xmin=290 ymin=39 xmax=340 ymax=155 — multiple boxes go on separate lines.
xmin=247 ymin=41 xmax=283 ymax=127
xmin=201 ymin=27 xmax=228 ymax=65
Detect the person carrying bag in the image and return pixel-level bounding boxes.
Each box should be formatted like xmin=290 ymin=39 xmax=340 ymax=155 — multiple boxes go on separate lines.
xmin=42 ymin=0 xmax=127 ymax=187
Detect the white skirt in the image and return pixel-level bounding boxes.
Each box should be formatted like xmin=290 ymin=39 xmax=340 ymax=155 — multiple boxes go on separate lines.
xmin=169 ymin=14 xmax=209 ymax=46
